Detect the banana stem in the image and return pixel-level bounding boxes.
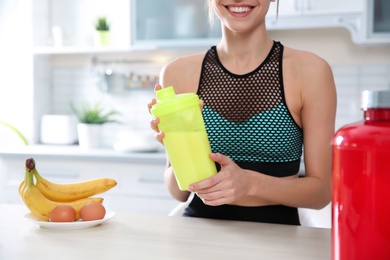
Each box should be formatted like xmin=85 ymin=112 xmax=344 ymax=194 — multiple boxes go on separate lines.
xmin=25 ymin=158 xmax=36 ymax=187
xmin=25 ymin=168 xmax=34 ymax=187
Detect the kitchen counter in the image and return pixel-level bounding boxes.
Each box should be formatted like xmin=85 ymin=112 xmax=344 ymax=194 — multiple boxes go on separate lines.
xmin=0 ymin=145 xmax=306 ymax=174
xmin=0 ymin=146 xmax=175 ymax=213
xmin=0 ymin=145 xmax=166 ymax=164
xmin=0 ymin=204 xmax=331 ymax=260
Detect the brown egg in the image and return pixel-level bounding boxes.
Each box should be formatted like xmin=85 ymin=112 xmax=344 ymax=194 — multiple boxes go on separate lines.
xmin=80 ymin=202 xmax=106 ymax=221
xmin=49 ymin=205 xmax=77 ymax=222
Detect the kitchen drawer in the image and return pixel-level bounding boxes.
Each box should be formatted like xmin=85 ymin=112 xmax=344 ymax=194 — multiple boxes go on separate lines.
xmin=102 ymin=195 xmax=178 ymax=215
xmin=2 ymin=157 xmax=169 ymax=195
xmin=0 ymin=156 xmax=178 ymax=215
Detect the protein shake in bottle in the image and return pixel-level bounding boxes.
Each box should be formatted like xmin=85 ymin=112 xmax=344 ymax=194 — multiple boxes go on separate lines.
xmin=151 ymin=86 xmax=217 ymax=190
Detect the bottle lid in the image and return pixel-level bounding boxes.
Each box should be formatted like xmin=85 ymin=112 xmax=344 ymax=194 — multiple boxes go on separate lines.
xmin=151 ymin=86 xmax=200 ymax=117
xmin=156 ymin=86 xmax=175 ymax=101
xmin=361 ymin=90 xmax=390 ymax=109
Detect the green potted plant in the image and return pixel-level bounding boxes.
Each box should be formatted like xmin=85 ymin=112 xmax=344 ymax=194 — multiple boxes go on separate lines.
xmin=0 ymin=121 xmax=29 ymax=146
xmin=94 ymin=16 xmax=110 ymax=46
xmin=70 ymin=101 xmax=120 ymax=149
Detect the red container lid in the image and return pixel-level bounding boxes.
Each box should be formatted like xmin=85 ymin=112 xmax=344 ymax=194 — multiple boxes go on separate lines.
xmin=361 ymin=90 xmax=390 ymax=109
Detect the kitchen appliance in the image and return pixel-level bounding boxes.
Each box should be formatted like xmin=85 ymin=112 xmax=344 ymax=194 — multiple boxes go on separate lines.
xmin=332 ymin=90 xmax=390 ymax=259
xmin=151 ymin=86 xmax=217 ymax=191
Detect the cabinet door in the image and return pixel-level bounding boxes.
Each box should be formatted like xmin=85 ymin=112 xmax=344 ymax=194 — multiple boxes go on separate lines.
xmin=304 ymin=0 xmax=364 ymax=15
xmin=1 ymin=156 xmax=178 ymax=215
xmin=268 ymin=0 xmax=364 ymax=18
xmin=267 ymin=0 xmax=303 ymax=18
xmin=131 ymin=0 xmax=221 ymax=47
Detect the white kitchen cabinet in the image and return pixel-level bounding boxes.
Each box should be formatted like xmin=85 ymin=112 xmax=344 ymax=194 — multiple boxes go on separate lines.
xmin=0 ymin=155 xmax=178 ymax=216
xmin=31 ymin=0 xmax=132 ymax=54
xmin=266 ymin=0 xmax=390 ymax=45
xmin=267 ymin=0 xmax=300 ymax=17
xmin=31 ymin=0 xmax=386 ymax=56
xmin=358 ymin=0 xmax=390 ymax=45
xmin=304 ymin=0 xmax=364 ymax=15
xmin=267 ymin=0 xmax=364 ymax=17
xmin=130 ymin=0 xmax=221 ymax=49
xmin=266 ymin=0 xmax=369 ymax=45
xmin=32 ymin=0 xmax=221 ymax=53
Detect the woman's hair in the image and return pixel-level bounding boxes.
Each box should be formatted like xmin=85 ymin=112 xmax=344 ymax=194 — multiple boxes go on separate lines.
xmin=206 ymin=1 xmax=215 ymax=27
xmin=206 ymin=0 xmax=280 ymax=26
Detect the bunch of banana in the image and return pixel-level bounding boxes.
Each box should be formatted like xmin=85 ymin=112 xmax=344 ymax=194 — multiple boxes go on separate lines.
xmin=19 ymin=158 xmax=117 ymax=221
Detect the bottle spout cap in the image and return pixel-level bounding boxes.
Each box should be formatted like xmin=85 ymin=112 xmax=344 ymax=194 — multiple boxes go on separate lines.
xmin=156 ymin=86 xmax=175 ymax=101
xmin=151 ymin=86 xmax=200 ymax=117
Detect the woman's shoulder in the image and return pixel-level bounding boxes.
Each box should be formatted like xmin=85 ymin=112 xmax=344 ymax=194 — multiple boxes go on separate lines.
xmin=282 ymin=45 xmax=336 ymax=100
xmin=282 ymin=46 xmax=331 ymax=72
xmin=160 ymin=52 xmax=207 ymax=93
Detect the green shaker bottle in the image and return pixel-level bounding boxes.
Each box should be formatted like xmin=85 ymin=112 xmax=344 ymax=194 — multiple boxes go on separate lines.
xmin=151 ymin=86 xmax=217 ymax=191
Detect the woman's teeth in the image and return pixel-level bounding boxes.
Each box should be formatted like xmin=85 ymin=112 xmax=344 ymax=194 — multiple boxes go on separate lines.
xmin=229 ymin=6 xmax=251 ymax=13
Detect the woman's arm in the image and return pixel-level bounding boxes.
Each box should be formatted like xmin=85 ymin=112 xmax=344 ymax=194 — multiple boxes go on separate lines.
xmin=188 ymin=50 xmax=337 ymax=210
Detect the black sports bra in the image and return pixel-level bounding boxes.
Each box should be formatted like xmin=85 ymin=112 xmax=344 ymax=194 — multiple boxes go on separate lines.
xmin=198 ymin=41 xmax=303 ymax=176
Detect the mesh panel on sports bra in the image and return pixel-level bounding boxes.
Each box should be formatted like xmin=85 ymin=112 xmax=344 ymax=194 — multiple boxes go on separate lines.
xmin=198 ymin=41 xmax=303 ymax=163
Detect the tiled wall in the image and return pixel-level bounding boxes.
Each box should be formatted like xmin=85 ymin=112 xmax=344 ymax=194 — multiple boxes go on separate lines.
xmin=332 ymin=64 xmax=390 ymax=130
xmin=45 ymin=63 xmax=390 ymax=147
xmin=45 ymin=62 xmax=161 ymax=147
xmin=50 ymin=64 xmax=390 ymax=121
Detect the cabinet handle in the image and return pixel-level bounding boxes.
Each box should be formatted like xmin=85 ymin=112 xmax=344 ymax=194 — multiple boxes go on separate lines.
xmin=137 ymin=177 xmax=163 ymax=184
xmin=41 ymin=171 xmax=80 ymax=180
xmin=295 ymin=0 xmax=307 ymax=12
xmin=306 ymin=0 xmax=311 ymax=11
xmin=294 ymin=0 xmax=300 ymax=11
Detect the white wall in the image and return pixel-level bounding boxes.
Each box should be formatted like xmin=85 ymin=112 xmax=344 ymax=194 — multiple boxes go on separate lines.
xmin=0 ymin=0 xmax=34 ymax=146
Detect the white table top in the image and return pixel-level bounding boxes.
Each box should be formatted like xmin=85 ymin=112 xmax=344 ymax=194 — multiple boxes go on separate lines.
xmin=0 ymin=204 xmax=331 ymax=260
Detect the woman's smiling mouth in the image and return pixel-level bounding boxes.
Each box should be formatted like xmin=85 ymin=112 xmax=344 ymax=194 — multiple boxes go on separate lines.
xmin=226 ymin=5 xmax=254 ymax=14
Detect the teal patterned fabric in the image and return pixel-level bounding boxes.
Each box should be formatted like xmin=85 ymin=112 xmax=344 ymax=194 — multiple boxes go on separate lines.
xmin=202 ymin=103 xmax=302 ymax=162
xmin=198 ymin=41 xmax=303 ymax=163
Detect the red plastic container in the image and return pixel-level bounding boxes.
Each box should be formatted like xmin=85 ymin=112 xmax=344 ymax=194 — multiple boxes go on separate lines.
xmin=332 ymin=90 xmax=390 ymax=260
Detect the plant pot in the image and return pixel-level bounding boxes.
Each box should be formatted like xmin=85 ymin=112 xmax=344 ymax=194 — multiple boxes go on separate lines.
xmin=94 ymin=30 xmax=110 ymax=46
xmin=40 ymin=115 xmax=78 ymax=145
xmin=77 ymin=123 xmax=102 ymax=149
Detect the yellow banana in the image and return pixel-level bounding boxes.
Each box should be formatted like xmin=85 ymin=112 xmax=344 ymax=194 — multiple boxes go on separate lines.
xmin=20 ymin=158 xmax=104 ymax=221
xmin=18 ymin=180 xmax=25 ymax=195
xmin=29 ymin=158 xmax=116 ymax=202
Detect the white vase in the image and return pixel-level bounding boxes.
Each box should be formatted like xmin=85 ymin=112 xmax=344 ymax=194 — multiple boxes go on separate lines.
xmin=77 ymin=123 xmax=102 ymax=149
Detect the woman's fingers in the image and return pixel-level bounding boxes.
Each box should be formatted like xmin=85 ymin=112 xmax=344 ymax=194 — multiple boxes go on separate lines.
xmin=147 ymin=98 xmax=156 ymax=114
xmin=148 ymin=84 xmax=164 ymax=144
xmin=154 ymin=131 xmax=165 ymax=144
xmin=147 ymin=83 xmax=162 ymax=114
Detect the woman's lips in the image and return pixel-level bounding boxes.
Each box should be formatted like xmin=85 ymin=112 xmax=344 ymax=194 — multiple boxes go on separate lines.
xmin=225 ymin=5 xmax=254 ymax=17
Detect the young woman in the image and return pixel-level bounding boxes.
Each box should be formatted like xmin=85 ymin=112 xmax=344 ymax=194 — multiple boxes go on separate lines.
xmin=148 ymin=0 xmax=337 ymax=225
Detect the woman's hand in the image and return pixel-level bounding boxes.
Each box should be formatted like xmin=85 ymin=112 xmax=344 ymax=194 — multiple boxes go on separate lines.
xmin=188 ymin=153 xmax=251 ymax=206
xmin=148 ymin=84 xmax=164 ymax=145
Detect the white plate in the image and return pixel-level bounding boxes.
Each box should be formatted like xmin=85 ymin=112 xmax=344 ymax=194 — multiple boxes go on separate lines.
xmin=23 ymin=211 xmax=116 ymax=230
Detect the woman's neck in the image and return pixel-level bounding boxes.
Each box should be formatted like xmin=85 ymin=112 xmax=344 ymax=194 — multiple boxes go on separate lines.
xmin=216 ymin=27 xmax=274 ymax=75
